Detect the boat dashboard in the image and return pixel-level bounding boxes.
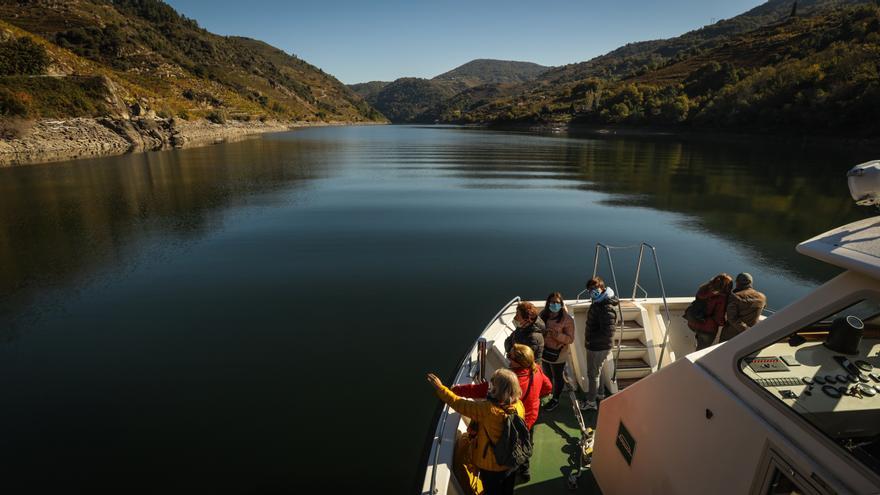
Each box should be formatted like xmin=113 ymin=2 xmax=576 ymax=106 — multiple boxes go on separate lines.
xmin=740 ymin=300 xmax=880 ymax=477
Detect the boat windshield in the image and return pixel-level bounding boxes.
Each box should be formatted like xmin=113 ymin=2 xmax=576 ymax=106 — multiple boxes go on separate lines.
xmin=739 ymin=299 xmax=880 ymax=478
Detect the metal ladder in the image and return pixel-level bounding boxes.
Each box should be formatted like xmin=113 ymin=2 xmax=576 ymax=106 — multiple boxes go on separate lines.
xmin=582 ymin=243 xmax=674 ymax=386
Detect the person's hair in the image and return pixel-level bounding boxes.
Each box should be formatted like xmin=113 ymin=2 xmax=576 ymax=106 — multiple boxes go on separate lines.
xmin=540 ymin=291 xmax=567 ymax=322
xmin=708 ymin=273 xmax=733 ymax=293
xmin=490 ymin=368 xmax=522 ymax=406
xmin=586 ymin=276 xmax=605 ymax=290
xmin=516 ymin=301 xmax=538 ymax=325
xmin=508 ymin=343 xmax=537 ymax=372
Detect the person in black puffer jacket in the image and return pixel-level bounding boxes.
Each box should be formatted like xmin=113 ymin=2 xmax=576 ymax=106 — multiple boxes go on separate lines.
xmin=582 ymin=276 xmax=619 ymax=411
xmin=504 ymin=301 xmax=545 ymax=366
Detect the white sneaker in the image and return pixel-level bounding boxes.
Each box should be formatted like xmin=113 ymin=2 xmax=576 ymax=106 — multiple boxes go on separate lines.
xmin=580 ymin=400 xmax=597 ymax=411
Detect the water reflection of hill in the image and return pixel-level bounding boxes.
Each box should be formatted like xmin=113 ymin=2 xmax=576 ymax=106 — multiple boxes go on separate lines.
xmin=428 ymin=129 xmax=870 ymax=283
xmin=0 ymin=137 xmax=331 ymax=336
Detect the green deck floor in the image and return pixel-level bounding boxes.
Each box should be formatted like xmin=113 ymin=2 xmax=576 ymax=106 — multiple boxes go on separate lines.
xmin=514 ymin=393 xmax=602 ymax=494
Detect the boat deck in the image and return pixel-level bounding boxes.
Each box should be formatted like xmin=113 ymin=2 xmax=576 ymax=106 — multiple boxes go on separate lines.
xmin=514 ymin=393 xmax=602 ymax=494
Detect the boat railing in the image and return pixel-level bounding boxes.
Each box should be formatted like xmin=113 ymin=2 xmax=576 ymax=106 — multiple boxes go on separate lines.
xmin=635 ymin=243 xmax=674 ymax=370
xmin=591 ymin=242 xmax=673 ymax=380
xmin=428 ymin=295 xmax=520 ymax=495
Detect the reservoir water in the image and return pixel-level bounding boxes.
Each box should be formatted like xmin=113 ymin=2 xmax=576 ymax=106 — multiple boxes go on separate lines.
xmin=0 ymin=125 xmax=873 ymax=493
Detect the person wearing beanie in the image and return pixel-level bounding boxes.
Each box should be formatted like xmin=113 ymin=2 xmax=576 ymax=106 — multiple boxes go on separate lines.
xmin=720 ymin=272 xmax=767 ymax=342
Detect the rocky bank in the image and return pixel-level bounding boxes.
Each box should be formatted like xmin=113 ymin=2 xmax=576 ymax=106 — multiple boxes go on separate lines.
xmin=0 ymin=116 xmax=367 ymax=166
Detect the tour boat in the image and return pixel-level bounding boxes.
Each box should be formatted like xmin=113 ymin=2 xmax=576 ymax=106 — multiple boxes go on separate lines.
xmin=421 ymin=160 xmax=880 ymax=494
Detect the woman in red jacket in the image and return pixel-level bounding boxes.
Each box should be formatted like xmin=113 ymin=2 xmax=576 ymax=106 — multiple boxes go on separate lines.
xmin=452 ymin=344 xmax=552 ymax=482
xmin=689 ymin=273 xmax=733 ymax=351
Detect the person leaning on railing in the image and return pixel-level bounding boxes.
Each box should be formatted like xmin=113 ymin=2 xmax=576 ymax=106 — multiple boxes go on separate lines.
xmin=720 ymin=272 xmax=767 ymax=342
xmin=689 ymin=273 xmax=733 ymax=351
xmin=427 ymin=369 xmax=525 ymax=495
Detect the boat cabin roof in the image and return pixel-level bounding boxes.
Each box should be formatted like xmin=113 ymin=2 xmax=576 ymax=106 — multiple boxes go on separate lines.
xmin=797 ymin=215 xmax=880 ymax=280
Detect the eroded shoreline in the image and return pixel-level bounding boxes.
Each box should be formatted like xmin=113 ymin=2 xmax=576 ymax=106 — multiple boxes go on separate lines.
xmin=0 ymin=118 xmax=383 ymax=166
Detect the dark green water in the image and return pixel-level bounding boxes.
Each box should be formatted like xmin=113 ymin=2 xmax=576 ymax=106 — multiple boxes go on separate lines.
xmin=0 ymin=125 xmax=874 ymax=493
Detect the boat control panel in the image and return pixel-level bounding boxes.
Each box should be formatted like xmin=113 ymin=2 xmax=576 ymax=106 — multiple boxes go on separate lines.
xmin=741 ymin=339 xmax=880 ymax=439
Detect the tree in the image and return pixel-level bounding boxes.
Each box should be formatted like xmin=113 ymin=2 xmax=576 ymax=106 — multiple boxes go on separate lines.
xmin=0 ymin=37 xmax=49 ymax=76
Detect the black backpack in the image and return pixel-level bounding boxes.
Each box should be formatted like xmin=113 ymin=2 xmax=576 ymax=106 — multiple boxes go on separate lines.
xmin=483 ymin=373 xmax=533 ymax=469
xmin=485 ymin=411 xmax=532 ymax=469
xmin=683 ymin=298 xmax=708 ymax=323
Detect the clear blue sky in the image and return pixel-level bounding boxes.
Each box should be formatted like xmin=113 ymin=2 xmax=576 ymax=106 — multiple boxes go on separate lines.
xmin=166 ymin=0 xmax=765 ymax=84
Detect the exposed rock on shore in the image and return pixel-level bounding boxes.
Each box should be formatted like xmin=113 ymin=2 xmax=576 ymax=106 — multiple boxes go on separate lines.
xmin=0 ymin=117 xmax=354 ymax=166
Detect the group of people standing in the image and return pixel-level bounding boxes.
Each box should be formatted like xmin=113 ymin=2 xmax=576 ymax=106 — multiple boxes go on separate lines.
xmin=688 ymin=272 xmax=767 ymax=351
xmin=425 ymin=277 xmax=619 ymax=495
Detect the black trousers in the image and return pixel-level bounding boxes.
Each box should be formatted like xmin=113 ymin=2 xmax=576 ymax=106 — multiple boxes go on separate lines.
xmin=480 ymin=468 xmax=516 ymax=495
xmin=542 ymin=360 xmax=566 ymax=400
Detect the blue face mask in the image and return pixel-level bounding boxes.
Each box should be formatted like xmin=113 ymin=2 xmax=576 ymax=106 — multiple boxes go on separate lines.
xmin=549 ymin=303 xmax=562 ymax=313
xmin=590 ymin=288 xmax=603 ymax=301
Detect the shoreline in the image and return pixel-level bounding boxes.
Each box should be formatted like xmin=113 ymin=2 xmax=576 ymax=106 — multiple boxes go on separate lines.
xmin=0 ymin=117 xmax=386 ymax=167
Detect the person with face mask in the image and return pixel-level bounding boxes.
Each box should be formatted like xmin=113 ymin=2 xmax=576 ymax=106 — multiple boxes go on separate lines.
xmin=581 ymin=277 xmax=619 ymax=411
xmin=451 ymin=345 xmax=551 ymax=482
xmin=504 ymin=301 xmax=545 ymax=367
xmin=427 ymin=368 xmax=525 ymax=495
xmin=539 ymin=292 xmax=574 ymax=412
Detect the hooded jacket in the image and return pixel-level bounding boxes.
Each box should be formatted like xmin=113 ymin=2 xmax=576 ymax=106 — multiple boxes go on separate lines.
xmin=722 ymin=285 xmax=767 ymax=337
xmin=585 ymin=288 xmax=620 ymax=351
xmin=688 ymin=283 xmax=728 ymax=334
xmin=434 ymin=385 xmax=526 ymax=472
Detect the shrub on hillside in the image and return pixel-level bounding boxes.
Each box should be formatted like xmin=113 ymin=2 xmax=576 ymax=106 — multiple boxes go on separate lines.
xmin=0 ymin=87 xmax=30 ymax=117
xmin=206 ymin=110 xmax=226 ymax=124
xmin=0 ymin=37 xmax=49 ymax=76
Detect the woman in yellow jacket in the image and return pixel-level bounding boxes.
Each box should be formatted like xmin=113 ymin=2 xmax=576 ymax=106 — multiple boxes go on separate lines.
xmin=427 ymin=368 xmax=525 ymax=495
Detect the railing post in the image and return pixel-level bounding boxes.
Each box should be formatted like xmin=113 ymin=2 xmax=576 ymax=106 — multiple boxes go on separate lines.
xmin=648 ymin=245 xmax=673 ymax=370
xmin=477 ymin=338 xmax=487 ymax=383
xmin=632 ymin=244 xmax=645 ymax=299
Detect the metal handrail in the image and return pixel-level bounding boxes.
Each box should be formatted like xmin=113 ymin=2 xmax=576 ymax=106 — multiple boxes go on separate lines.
xmin=589 ymin=242 xmax=673 ymax=380
xmin=637 ymin=243 xmax=674 ymax=370
xmin=591 ymin=243 xmax=626 ymax=383
xmin=428 ymin=296 xmax=521 ymax=495
xmin=633 ymin=283 xmax=648 ymax=300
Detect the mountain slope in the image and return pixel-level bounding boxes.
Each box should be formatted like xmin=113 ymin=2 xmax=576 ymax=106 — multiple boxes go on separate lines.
xmin=539 ymin=0 xmax=872 ymax=85
xmin=449 ymin=3 xmax=880 ymax=137
xmin=0 ymin=0 xmax=384 ymax=123
xmin=349 ymin=59 xmax=550 ymax=123
xmin=432 ymin=59 xmax=548 ymax=86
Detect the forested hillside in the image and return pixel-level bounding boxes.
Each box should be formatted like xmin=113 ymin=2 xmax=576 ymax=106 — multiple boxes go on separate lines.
xmin=349 ymin=59 xmax=549 ymax=123
xmin=443 ymin=2 xmax=880 ymax=137
xmin=0 ymin=0 xmax=384 ymax=124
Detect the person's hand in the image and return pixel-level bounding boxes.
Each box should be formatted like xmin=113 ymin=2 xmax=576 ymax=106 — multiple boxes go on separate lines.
xmin=426 ymin=373 xmax=443 ymax=390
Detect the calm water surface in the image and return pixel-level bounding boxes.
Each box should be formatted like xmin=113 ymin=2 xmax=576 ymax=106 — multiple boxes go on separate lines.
xmin=0 ymin=125 xmax=873 ymax=493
